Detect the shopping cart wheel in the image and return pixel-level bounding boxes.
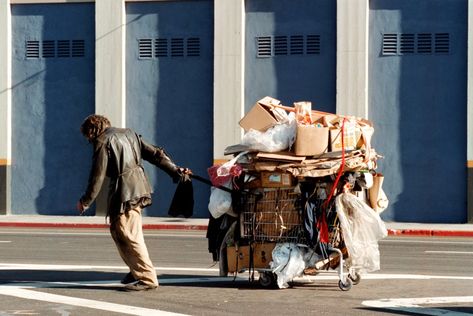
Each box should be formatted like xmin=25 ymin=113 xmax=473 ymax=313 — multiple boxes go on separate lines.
xmin=338 ymin=278 xmax=353 ymax=291
xmin=259 ymin=272 xmax=276 ymax=288
xmin=348 ymin=272 xmax=361 ymax=285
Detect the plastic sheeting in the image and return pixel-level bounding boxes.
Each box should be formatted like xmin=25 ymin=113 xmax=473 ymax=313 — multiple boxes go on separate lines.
xmin=335 ymin=193 xmax=387 ymax=273
xmin=241 ymin=113 xmax=296 ymax=152
xmin=270 ymin=243 xmax=305 ymax=288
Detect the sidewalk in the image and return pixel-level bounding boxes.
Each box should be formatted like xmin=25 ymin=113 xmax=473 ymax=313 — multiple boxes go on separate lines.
xmin=0 ymin=215 xmax=472 ymax=237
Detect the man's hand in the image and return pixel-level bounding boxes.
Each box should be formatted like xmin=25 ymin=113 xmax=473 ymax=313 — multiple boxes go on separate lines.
xmin=76 ymin=201 xmax=86 ymax=215
xmin=180 ymin=167 xmax=192 ymax=175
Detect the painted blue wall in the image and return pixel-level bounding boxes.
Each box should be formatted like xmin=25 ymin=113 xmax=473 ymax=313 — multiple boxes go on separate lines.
xmin=245 ymin=0 xmax=336 ymax=112
xmin=126 ymin=1 xmax=214 ymax=218
xmin=11 ymin=4 xmax=95 ymax=215
xmin=369 ymin=0 xmax=467 ymax=222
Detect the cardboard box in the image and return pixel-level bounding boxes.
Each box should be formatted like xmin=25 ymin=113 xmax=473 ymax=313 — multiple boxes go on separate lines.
xmin=294 ymin=124 xmax=329 ymax=156
xmin=329 ymin=125 xmax=359 ymax=152
xmin=239 ymin=96 xmax=286 ymax=132
xmin=260 ymin=171 xmax=294 ymax=188
xmin=227 ymin=243 xmax=275 ymax=273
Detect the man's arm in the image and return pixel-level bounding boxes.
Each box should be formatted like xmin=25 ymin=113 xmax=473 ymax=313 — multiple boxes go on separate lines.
xmin=140 ymin=136 xmax=182 ymax=182
xmin=78 ymin=143 xmax=108 ymax=213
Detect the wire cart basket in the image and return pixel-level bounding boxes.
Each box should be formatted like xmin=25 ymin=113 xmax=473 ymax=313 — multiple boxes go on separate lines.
xmin=229 ymin=187 xmax=360 ymax=291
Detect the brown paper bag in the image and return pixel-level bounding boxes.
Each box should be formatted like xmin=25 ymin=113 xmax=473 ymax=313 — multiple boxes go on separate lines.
xmin=369 ymin=173 xmax=389 ymax=214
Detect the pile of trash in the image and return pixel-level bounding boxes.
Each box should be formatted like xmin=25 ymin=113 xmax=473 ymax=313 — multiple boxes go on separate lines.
xmin=207 ymin=96 xmax=389 ymax=289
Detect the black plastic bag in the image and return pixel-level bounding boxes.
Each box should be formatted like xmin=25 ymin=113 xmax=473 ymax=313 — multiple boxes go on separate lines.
xmin=168 ymin=174 xmax=194 ymax=218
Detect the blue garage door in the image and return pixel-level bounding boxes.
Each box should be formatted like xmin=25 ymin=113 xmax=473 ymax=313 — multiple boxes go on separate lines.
xmin=369 ymin=0 xmax=467 ymax=222
xmin=126 ymin=1 xmax=214 ymax=218
xmin=245 ymin=0 xmax=336 ymax=112
xmin=11 ymin=4 xmax=95 ymax=215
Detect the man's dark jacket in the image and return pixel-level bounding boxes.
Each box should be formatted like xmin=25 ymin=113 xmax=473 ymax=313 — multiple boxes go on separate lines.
xmin=80 ymin=127 xmax=179 ymax=218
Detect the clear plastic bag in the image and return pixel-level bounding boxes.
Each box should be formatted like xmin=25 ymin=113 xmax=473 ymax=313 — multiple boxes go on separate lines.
xmin=270 ymin=243 xmax=305 ymax=288
xmin=241 ymin=113 xmax=296 ymax=152
xmin=335 ymin=193 xmax=387 ymax=273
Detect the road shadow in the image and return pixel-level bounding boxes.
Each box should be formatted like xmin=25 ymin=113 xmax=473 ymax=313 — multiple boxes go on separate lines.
xmin=0 ymin=269 xmax=123 ymax=284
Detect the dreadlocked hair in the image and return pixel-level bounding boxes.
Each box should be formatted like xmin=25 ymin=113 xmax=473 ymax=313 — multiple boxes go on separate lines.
xmin=80 ymin=114 xmax=111 ymax=141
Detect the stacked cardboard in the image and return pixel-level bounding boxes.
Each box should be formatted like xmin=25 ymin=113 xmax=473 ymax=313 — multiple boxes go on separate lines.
xmin=227 ymin=96 xmax=380 ymax=184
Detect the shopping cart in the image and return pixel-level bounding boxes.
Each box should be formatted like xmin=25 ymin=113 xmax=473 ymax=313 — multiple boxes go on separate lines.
xmin=226 ymin=186 xmax=360 ymax=291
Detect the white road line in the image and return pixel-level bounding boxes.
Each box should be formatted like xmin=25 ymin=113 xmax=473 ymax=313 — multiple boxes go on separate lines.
xmin=294 ymin=273 xmax=473 ymax=282
xmin=381 ymin=239 xmax=473 ymax=245
xmin=425 ymin=251 xmax=473 ymax=255
xmin=0 ymin=240 xmax=11 ymax=243
xmin=1 ymin=276 xmax=248 ymax=289
xmin=0 ymin=287 xmax=188 ymax=316
xmin=0 ymin=263 xmax=219 ymax=272
xmin=362 ymin=296 xmax=473 ymax=316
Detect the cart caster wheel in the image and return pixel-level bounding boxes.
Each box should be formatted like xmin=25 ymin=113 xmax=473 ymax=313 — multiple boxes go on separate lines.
xmin=348 ymin=272 xmax=361 ymax=285
xmin=259 ymin=272 xmax=276 ymax=288
xmin=338 ymin=278 xmax=353 ymax=291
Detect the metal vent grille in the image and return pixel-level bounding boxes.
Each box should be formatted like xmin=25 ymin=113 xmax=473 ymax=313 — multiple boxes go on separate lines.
xmin=26 ymin=39 xmax=86 ymax=59
xmin=256 ymin=34 xmax=322 ymax=58
xmin=42 ymin=40 xmax=55 ymax=58
xmin=290 ymin=35 xmax=304 ymax=55
xmin=382 ymin=34 xmax=398 ymax=55
xmin=274 ymin=36 xmax=288 ymax=55
xmin=139 ymin=37 xmax=201 ymax=59
xmin=71 ymin=40 xmax=85 ymax=57
xmin=256 ymin=36 xmax=272 ymax=57
xmin=138 ymin=39 xmax=153 ymax=59
xmin=435 ymin=33 xmax=449 ymax=54
xmin=383 ymin=32 xmax=450 ymax=56
xmin=400 ymin=34 xmax=414 ymax=54
xmin=306 ymin=35 xmax=321 ymax=54
xmin=155 ymin=38 xmax=168 ymax=57
xmin=417 ymin=33 xmax=432 ymax=54
xmin=171 ymin=38 xmax=184 ymax=57
xmin=57 ymin=40 xmax=71 ymax=57
xmin=26 ymin=41 xmax=40 ymax=59
xmin=187 ymin=38 xmax=200 ymax=57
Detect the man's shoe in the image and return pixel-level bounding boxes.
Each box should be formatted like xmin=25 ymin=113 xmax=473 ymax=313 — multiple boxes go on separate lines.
xmin=124 ymin=281 xmax=158 ymax=292
xmin=120 ymin=273 xmax=137 ymax=284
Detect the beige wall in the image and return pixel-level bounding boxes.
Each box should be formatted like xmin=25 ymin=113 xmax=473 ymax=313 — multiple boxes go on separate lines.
xmin=213 ymin=0 xmax=245 ymax=161
xmin=336 ymin=0 xmax=369 ymax=119
xmin=95 ymin=0 xmax=126 ymax=128
xmin=0 ymin=0 xmax=11 ymax=165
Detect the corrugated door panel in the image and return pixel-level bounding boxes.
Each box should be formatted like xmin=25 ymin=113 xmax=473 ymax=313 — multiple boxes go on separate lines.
xmin=369 ymin=0 xmax=467 ymax=222
xmin=11 ymin=3 xmax=95 ymax=215
xmin=126 ymin=1 xmax=213 ymax=218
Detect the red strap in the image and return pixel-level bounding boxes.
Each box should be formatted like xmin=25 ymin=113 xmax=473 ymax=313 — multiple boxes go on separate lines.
xmin=318 ymin=118 xmax=347 ymax=243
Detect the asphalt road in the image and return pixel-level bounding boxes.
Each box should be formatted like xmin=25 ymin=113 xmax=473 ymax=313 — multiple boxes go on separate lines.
xmin=0 ymin=227 xmax=472 ymax=315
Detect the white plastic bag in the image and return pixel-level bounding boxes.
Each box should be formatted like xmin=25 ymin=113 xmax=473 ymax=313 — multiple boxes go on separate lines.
xmin=241 ymin=113 xmax=296 ymax=152
xmin=335 ymin=193 xmax=387 ymax=273
xmin=270 ymin=243 xmax=305 ymax=288
xmin=208 ymin=181 xmax=232 ymax=219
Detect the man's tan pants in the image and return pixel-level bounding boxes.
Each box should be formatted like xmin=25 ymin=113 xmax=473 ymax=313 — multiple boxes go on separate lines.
xmin=110 ymin=208 xmax=158 ymax=287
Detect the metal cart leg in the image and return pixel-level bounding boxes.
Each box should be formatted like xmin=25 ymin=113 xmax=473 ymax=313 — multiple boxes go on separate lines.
xmin=328 ymin=246 xmax=353 ymax=291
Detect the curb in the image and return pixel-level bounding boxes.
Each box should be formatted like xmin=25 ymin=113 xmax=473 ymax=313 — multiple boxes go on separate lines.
xmin=0 ymin=222 xmax=208 ymax=231
xmin=387 ymin=228 xmax=473 ymax=238
xmin=0 ymin=222 xmax=472 ymax=236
